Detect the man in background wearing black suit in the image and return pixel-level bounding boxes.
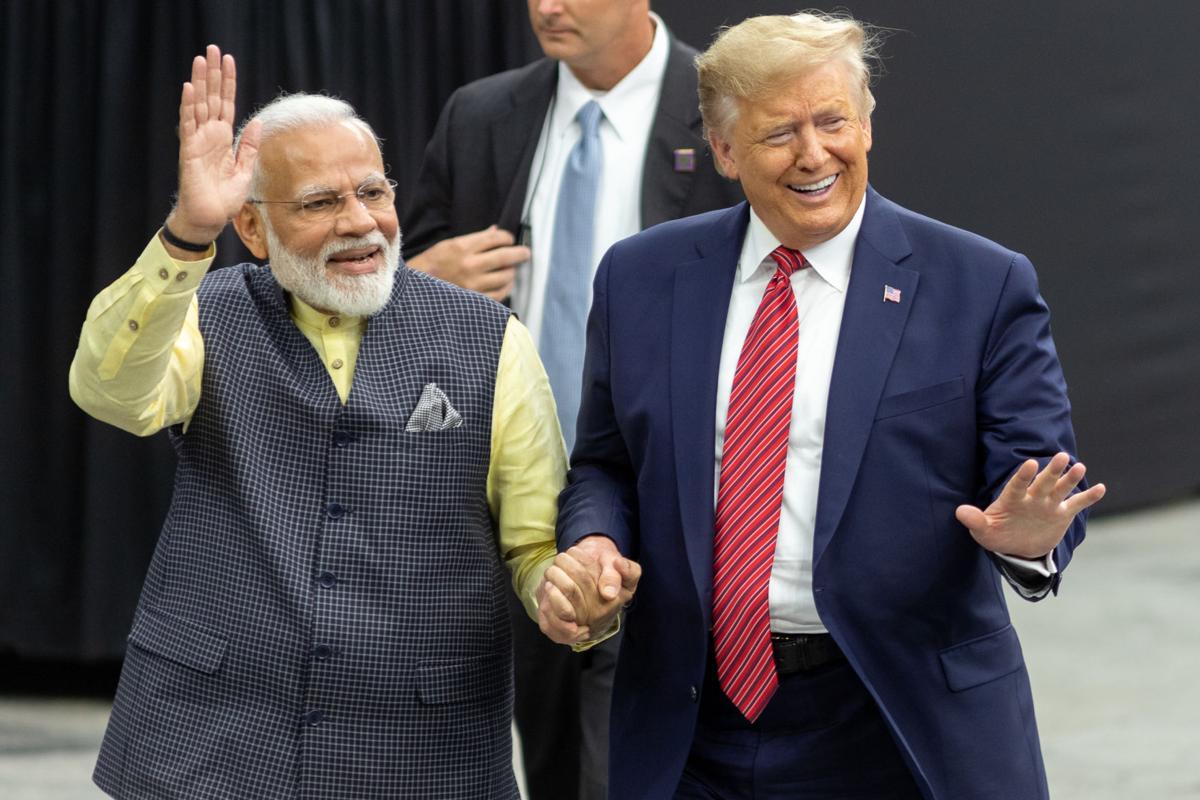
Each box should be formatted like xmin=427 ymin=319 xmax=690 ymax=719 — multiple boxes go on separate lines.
xmin=402 ymin=2 xmax=741 ymax=797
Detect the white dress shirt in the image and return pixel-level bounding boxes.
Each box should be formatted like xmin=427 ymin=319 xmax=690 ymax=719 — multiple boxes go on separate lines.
xmin=513 ymin=13 xmax=670 ymax=342
xmin=715 ymin=202 xmax=866 ymax=633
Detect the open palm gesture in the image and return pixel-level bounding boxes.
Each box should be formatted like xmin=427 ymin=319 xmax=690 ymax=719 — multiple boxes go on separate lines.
xmin=170 ymin=44 xmax=261 ymax=243
xmin=956 ymin=452 xmax=1106 ymax=559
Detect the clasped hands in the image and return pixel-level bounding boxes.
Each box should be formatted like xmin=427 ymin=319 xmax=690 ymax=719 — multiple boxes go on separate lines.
xmin=536 ymin=535 xmax=642 ymax=646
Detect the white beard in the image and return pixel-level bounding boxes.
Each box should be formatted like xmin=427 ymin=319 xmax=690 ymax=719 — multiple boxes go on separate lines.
xmin=264 ymin=222 xmax=400 ymax=317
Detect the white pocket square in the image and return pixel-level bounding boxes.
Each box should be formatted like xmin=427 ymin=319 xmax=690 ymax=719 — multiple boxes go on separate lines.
xmin=405 ymin=383 xmax=463 ymax=432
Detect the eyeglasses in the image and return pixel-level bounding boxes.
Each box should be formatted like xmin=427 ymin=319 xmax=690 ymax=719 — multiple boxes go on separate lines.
xmin=248 ymin=178 xmax=398 ymax=221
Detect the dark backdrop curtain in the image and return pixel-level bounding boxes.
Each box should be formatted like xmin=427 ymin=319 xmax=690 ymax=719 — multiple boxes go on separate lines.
xmin=3 ymin=0 xmax=1198 ymax=663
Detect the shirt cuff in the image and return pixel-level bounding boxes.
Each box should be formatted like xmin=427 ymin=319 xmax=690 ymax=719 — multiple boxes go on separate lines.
xmin=570 ymin=613 xmax=623 ymax=652
xmin=141 ymin=230 xmax=212 ymax=293
xmin=995 ymin=550 xmax=1058 ymax=599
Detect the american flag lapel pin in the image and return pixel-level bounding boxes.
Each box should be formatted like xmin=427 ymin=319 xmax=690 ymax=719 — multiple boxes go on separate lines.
xmin=673 ymin=148 xmax=696 ymax=172
xmin=883 ymin=284 xmax=902 ymax=303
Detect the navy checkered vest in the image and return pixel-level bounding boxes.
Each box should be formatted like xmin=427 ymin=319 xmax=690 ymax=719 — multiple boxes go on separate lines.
xmin=95 ymin=264 xmax=520 ymax=799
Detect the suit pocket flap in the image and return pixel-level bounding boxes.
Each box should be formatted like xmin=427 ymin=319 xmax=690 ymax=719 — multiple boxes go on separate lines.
xmin=416 ymin=653 xmax=507 ymax=705
xmin=875 ymin=376 xmax=964 ymax=420
xmin=938 ymin=625 xmax=1023 ymax=692
xmin=127 ymin=606 xmax=229 ymax=675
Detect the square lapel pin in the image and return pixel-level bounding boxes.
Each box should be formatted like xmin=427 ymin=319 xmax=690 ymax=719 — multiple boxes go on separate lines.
xmin=673 ymin=148 xmax=696 ymax=172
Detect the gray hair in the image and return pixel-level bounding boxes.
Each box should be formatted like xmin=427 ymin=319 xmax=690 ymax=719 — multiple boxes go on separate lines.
xmin=696 ymin=11 xmax=883 ymax=142
xmin=234 ymin=92 xmax=382 ymax=197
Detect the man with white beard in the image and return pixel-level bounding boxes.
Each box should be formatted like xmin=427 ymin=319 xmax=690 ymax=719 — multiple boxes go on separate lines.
xmin=69 ymin=46 xmax=576 ymax=799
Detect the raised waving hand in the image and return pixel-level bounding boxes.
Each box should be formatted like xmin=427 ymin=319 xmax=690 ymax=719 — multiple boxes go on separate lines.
xmin=956 ymin=452 xmax=1106 ymax=559
xmin=165 ymin=44 xmax=261 ymax=248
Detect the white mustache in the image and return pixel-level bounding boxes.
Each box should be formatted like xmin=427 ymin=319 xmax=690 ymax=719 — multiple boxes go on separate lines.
xmin=321 ymin=233 xmax=390 ymax=261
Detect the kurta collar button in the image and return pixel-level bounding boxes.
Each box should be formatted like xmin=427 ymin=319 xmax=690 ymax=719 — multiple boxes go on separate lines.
xmin=328 ymin=316 xmax=341 ymax=328
xmin=175 ymin=271 xmax=188 ymax=282
xmin=127 ymin=320 xmax=139 ymax=332
xmin=331 ymin=358 xmax=344 ymax=370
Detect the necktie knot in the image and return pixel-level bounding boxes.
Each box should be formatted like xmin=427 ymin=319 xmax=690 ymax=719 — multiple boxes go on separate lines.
xmin=576 ymin=100 xmax=603 ymax=136
xmin=769 ymin=245 xmax=806 ymax=278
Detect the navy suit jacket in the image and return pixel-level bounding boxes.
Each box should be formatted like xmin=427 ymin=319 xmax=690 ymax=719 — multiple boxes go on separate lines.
xmin=558 ymin=188 xmax=1085 ymax=800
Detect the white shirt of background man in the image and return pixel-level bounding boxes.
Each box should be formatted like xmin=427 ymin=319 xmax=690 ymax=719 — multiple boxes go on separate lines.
xmin=513 ymin=12 xmax=670 ymax=342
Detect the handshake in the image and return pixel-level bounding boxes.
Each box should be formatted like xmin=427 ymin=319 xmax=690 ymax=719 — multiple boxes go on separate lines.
xmin=535 ymin=534 xmax=642 ymax=646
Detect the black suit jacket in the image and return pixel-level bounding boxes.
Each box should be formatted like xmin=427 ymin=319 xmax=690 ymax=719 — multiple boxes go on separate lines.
xmin=402 ymin=36 xmax=743 ymax=259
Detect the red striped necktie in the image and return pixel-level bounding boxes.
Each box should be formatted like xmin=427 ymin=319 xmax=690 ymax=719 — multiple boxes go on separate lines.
xmin=711 ymin=244 xmax=805 ymax=722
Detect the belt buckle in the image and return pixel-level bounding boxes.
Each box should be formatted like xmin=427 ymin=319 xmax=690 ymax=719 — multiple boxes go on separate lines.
xmin=771 ymin=633 xmax=838 ymax=676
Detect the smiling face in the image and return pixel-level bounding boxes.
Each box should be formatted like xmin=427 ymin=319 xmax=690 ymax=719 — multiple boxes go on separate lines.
xmin=708 ymin=61 xmax=872 ymax=251
xmin=235 ymin=120 xmax=401 ymax=315
xmin=254 ymin=121 xmax=398 ymax=266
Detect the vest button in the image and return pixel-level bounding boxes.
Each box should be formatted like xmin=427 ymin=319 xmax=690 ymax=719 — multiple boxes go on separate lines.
xmin=316 ymin=572 xmax=337 ymax=589
xmin=313 ymin=644 xmax=334 ymax=660
xmin=333 ymin=431 xmax=352 ymax=448
xmin=304 ymin=709 xmax=325 ymax=726
xmin=326 ymin=502 xmax=345 ymax=519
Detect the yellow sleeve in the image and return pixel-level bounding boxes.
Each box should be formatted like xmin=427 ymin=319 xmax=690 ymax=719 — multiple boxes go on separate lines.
xmin=487 ymin=316 xmax=568 ymax=621
xmin=67 ymin=231 xmax=211 ymax=436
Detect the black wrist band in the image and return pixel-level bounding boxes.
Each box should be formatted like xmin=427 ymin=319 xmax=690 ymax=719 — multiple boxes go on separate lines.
xmin=161 ymin=222 xmax=212 ymax=252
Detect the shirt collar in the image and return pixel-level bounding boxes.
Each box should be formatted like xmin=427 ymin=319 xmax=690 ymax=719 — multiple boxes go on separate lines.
xmin=288 ymin=292 xmax=366 ymax=334
xmin=552 ymin=11 xmax=669 ymax=143
xmin=739 ymin=195 xmax=867 ymax=293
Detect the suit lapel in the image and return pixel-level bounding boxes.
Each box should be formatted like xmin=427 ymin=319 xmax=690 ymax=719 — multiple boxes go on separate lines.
xmin=641 ymin=38 xmax=706 ymax=228
xmin=813 ymin=189 xmax=918 ymax=567
xmin=671 ymin=204 xmax=749 ymax=613
xmin=494 ymin=59 xmax=557 ymax=233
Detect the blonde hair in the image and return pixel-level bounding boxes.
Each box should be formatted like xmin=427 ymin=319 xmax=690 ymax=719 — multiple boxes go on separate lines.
xmin=696 ymin=11 xmax=882 ymax=141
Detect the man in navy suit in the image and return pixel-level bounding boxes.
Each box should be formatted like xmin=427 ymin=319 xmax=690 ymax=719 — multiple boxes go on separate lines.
xmin=539 ymin=11 xmax=1106 ymax=800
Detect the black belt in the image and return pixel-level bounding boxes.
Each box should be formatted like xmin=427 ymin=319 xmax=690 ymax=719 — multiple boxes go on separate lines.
xmin=770 ymin=632 xmax=845 ymax=675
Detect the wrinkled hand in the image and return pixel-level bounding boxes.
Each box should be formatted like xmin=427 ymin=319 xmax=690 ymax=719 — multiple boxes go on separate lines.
xmin=536 ymin=535 xmax=641 ymax=645
xmin=168 ymin=44 xmax=261 ymax=245
xmin=406 ymin=226 xmax=529 ymax=300
xmin=956 ymin=452 xmax=1106 ymax=559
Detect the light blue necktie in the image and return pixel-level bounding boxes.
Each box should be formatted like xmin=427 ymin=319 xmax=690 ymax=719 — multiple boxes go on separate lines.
xmin=540 ymin=100 xmax=603 ymax=451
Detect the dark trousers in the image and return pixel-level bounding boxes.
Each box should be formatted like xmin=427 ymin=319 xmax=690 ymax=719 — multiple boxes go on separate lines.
xmin=509 ymin=590 xmax=581 ymax=799
xmin=674 ymin=649 xmax=923 ymax=800
xmin=578 ymin=629 xmax=620 ymax=800
xmin=508 ymin=590 xmax=619 ymax=800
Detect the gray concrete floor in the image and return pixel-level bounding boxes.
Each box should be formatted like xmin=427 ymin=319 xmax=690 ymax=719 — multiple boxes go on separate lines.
xmin=1007 ymin=498 xmax=1200 ymax=799
xmin=2 ymin=499 xmax=1198 ymax=799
